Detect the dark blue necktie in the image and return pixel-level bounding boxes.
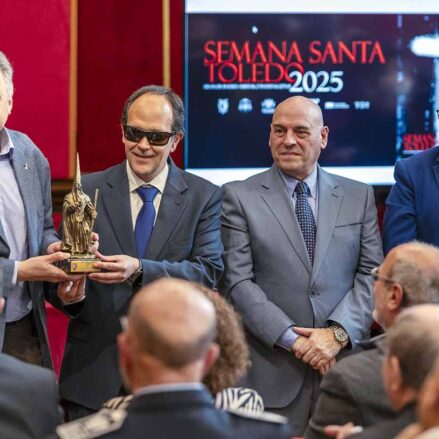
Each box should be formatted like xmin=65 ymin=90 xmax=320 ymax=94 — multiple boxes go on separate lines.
xmin=295 ymin=181 xmax=316 ymax=264
xmin=135 ymin=186 xmax=159 ymax=258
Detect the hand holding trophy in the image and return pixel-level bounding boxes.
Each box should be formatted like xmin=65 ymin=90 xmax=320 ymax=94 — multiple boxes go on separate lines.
xmin=59 ymin=155 xmax=100 ymax=273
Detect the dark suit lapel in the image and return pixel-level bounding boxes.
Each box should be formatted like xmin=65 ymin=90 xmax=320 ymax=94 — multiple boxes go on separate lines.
xmin=11 ymin=144 xmax=40 ymax=256
xmin=146 ymin=162 xmax=188 ymax=260
xmin=101 ymin=163 xmax=137 ymax=257
xmin=311 ymin=168 xmax=342 ymax=284
xmin=260 ymin=166 xmax=312 ymax=273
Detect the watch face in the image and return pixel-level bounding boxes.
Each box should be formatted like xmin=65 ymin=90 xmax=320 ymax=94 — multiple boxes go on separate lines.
xmin=334 ymin=327 xmax=348 ymax=342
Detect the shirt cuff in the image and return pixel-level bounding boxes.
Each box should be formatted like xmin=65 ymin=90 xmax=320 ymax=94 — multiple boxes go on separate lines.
xmin=276 ymin=327 xmax=299 ymax=351
xmin=62 ymin=295 xmax=86 ymax=307
xmin=12 ymin=261 xmax=18 ymax=285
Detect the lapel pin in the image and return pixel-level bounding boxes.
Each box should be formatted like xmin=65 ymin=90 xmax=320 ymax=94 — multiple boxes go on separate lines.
xmin=24 ymin=163 xmax=29 ymax=170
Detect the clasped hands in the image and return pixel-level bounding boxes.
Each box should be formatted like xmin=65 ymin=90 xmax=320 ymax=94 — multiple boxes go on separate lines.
xmin=291 ymin=327 xmax=341 ymax=375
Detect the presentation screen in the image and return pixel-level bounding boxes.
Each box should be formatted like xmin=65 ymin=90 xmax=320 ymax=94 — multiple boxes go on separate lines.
xmin=184 ymin=1 xmax=439 ymax=185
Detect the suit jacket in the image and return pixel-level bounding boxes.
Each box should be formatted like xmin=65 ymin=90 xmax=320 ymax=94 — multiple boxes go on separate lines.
xmin=383 ymin=146 xmax=439 ymax=254
xmin=70 ymin=388 xmax=291 ymax=439
xmin=58 ymin=160 xmax=223 ymax=409
xmin=351 ymin=403 xmax=417 ymax=439
xmin=220 ymin=165 xmax=383 ymax=410
xmin=305 ymin=336 xmax=396 ymax=439
xmin=0 ymin=352 xmax=61 ymax=438
xmin=0 ymin=129 xmax=58 ymax=368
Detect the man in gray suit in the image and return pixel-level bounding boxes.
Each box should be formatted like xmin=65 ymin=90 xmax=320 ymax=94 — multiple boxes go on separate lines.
xmin=0 ymin=50 xmax=81 ymax=368
xmin=221 ymin=96 xmax=383 ymax=435
xmin=306 ymin=241 xmax=439 ymax=439
xmin=58 ymin=85 xmax=223 ymax=419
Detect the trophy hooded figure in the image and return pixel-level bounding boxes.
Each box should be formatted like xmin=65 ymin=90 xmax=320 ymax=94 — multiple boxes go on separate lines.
xmin=60 ymin=155 xmax=100 ymax=273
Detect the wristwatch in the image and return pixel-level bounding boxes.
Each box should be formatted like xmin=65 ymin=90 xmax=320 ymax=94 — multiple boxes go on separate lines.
xmin=329 ymin=323 xmax=349 ymax=347
xmin=127 ymin=259 xmax=143 ymax=285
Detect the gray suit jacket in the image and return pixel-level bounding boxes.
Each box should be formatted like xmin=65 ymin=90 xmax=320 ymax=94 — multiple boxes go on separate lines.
xmin=58 ymin=160 xmax=223 ymax=409
xmin=0 ymin=129 xmax=58 ymax=368
xmin=305 ymin=337 xmax=396 ymax=439
xmin=0 ymin=352 xmax=61 ymax=438
xmin=220 ymin=165 xmax=383 ymax=410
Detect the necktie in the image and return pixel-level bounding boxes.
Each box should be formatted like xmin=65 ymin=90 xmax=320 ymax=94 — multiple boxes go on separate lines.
xmin=135 ymin=186 xmax=159 ymax=258
xmin=295 ymin=181 xmax=316 ymax=264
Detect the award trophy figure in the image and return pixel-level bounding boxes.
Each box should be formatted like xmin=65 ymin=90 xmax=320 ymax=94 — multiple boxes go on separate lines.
xmin=59 ymin=155 xmax=100 ymax=273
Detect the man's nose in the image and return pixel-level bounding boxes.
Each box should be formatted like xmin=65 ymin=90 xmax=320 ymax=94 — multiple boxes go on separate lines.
xmin=284 ymin=130 xmax=297 ymax=146
xmin=137 ymin=135 xmax=151 ymax=150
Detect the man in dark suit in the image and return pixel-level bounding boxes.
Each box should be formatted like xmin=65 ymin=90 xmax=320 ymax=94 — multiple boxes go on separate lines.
xmin=0 ymin=50 xmax=81 ymax=368
xmin=220 ymin=96 xmax=382 ymax=434
xmin=323 ymin=305 xmax=439 ymax=439
xmin=306 ymin=242 xmax=439 ymax=439
xmin=383 ymin=143 xmax=439 ymax=254
xmin=58 ymin=85 xmax=223 ymax=419
xmin=57 ymin=278 xmax=291 ymax=439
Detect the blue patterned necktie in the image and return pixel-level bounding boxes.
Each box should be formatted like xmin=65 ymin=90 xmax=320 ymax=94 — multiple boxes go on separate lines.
xmin=135 ymin=186 xmax=159 ymax=258
xmin=295 ymin=181 xmax=316 ymax=264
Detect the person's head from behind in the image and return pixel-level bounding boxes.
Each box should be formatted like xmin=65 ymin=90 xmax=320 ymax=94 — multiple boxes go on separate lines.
xmin=269 ymin=96 xmax=328 ymax=180
xmin=382 ymin=305 xmax=439 ymax=412
xmin=0 ymin=51 xmax=13 ymax=131
xmin=194 ymin=284 xmax=250 ymax=394
xmin=416 ymin=358 xmax=439 ymax=432
xmin=118 ymin=278 xmax=219 ymax=392
xmin=373 ymin=242 xmax=439 ymax=330
xmin=121 ymin=85 xmax=184 ymax=183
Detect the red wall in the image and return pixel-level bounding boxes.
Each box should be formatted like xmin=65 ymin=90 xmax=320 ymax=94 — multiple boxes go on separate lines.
xmin=77 ymin=0 xmax=184 ymax=172
xmin=0 ymin=0 xmax=71 ymax=178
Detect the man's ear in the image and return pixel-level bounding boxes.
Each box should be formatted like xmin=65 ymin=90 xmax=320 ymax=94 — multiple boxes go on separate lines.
xmin=388 ymin=283 xmax=405 ymax=312
xmin=121 ymin=124 xmax=125 ymax=143
xmin=389 ymin=355 xmax=403 ymax=392
xmin=201 ymin=343 xmax=220 ymax=378
xmin=170 ymin=133 xmax=183 ymax=153
xmin=320 ymin=126 xmax=329 ymax=151
xmin=8 ymin=96 xmax=12 ymax=115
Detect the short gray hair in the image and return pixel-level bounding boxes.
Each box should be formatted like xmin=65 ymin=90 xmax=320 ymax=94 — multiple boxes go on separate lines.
xmin=0 ymin=51 xmax=14 ymax=98
xmin=387 ymin=307 xmax=439 ymax=390
xmin=121 ymin=85 xmax=184 ymax=135
xmin=388 ymin=242 xmax=439 ymax=307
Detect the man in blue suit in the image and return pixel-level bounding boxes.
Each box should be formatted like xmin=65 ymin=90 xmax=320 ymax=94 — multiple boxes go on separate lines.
xmin=0 ymin=50 xmax=80 ymax=368
xmin=383 ymin=144 xmax=439 ymax=254
xmin=59 ymin=85 xmax=224 ymax=419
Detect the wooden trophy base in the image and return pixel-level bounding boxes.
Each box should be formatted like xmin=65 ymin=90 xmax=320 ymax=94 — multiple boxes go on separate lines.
xmin=58 ymin=256 xmax=101 ymax=274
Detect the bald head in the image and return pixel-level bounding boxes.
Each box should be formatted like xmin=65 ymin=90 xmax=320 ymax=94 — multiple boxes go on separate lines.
xmin=128 ymin=278 xmax=216 ymax=368
xmin=387 ymin=305 xmax=439 ymax=390
xmin=273 ymin=96 xmax=324 ymax=127
xmin=386 ymin=242 xmax=439 ymax=306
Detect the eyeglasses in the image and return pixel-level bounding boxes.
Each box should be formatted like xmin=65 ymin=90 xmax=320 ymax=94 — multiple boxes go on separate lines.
xmin=370 ymin=266 xmax=408 ymax=305
xmin=370 ymin=266 xmax=396 ymax=284
xmin=123 ymin=125 xmax=174 ymax=146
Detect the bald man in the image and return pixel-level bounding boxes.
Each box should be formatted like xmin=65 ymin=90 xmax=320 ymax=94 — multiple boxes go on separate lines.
xmin=220 ymin=96 xmax=383 ymax=434
xmin=306 ymin=242 xmax=439 ymax=439
xmin=57 ymin=278 xmax=291 ymax=438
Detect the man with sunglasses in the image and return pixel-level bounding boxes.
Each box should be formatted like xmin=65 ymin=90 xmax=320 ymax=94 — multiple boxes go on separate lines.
xmin=58 ymin=85 xmax=223 ymax=420
xmin=306 ymin=241 xmax=439 ymax=439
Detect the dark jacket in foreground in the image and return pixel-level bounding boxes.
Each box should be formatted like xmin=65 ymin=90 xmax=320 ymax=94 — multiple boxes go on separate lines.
xmin=0 ymin=353 xmax=61 ymax=438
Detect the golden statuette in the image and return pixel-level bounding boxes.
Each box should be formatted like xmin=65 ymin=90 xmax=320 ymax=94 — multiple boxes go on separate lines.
xmin=59 ymin=155 xmax=100 ymax=273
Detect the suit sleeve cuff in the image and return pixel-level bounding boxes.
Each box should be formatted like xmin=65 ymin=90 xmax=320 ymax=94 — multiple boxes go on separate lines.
xmin=276 ymin=327 xmax=299 ymax=351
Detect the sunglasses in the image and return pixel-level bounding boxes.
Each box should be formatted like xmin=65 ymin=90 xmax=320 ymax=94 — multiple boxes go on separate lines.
xmin=123 ymin=125 xmax=174 ymax=146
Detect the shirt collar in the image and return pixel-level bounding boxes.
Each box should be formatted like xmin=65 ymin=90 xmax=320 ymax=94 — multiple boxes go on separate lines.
xmin=278 ymin=165 xmax=318 ymax=199
xmin=133 ymin=382 xmax=205 ymax=398
xmin=126 ymin=161 xmax=169 ymax=194
xmin=0 ymin=127 xmax=14 ymax=158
